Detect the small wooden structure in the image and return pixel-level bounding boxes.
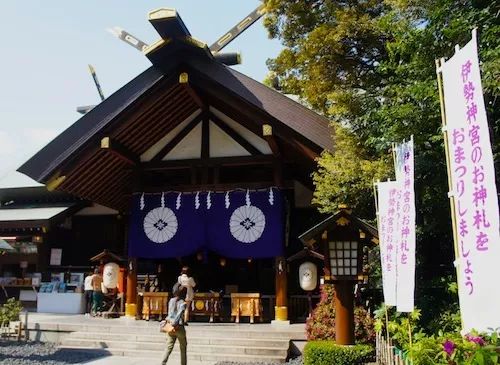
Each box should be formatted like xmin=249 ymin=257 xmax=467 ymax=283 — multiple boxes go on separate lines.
xmin=231 ymin=293 xmax=262 ymax=323
xmin=190 ymin=292 xmax=221 ymax=322
xmin=141 ymin=292 xmax=169 ymax=320
xmin=299 ymin=206 xmax=378 ymax=345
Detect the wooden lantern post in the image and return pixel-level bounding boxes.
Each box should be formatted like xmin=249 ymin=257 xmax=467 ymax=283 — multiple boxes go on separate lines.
xmin=298 ymin=206 xmax=377 ymax=345
xmin=334 ymin=280 xmax=355 ymax=345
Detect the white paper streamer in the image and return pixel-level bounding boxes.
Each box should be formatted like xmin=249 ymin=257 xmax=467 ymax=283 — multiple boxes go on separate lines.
xmin=245 ymin=189 xmax=251 ymax=206
xmin=161 ymin=192 xmax=165 ymax=208
xmin=140 ymin=193 xmax=145 ymax=210
xmin=176 ymin=193 xmax=182 ymax=210
xmin=268 ymin=188 xmax=274 ymax=205
xmin=207 ymin=191 xmax=212 ymax=209
xmin=195 ymin=192 xmax=200 ymax=210
xmin=225 ymin=192 xmax=230 ymax=209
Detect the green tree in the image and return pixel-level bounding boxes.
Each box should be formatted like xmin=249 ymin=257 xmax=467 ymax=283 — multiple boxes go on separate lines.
xmin=264 ymin=0 xmax=499 ymax=274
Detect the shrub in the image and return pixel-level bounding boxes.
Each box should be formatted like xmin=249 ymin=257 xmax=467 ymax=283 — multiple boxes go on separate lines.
xmin=306 ymin=284 xmax=375 ymax=344
xmin=304 ymin=341 xmax=374 ymax=365
xmin=0 ymin=298 xmax=23 ymax=324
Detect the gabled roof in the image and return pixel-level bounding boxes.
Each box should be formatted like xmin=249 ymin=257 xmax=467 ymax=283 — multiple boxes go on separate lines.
xmin=17 ymin=9 xmax=333 ymax=211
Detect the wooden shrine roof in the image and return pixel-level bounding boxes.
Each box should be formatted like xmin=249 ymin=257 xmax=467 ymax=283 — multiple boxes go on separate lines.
xmin=18 ymin=9 xmax=333 ymax=212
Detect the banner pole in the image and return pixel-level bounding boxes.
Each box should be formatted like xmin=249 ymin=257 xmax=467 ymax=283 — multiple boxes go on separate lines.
xmin=436 ymin=58 xmax=465 ymax=331
xmin=407 ymin=318 xmax=413 ymax=364
xmin=392 ymin=143 xmax=397 ymax=175
xmin=435 ymin=58 xmax=460 ymax=260
xmin=385 ymin=304 xmax=390 ymax=341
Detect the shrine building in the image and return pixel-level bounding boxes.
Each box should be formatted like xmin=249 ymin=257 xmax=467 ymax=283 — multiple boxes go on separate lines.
xmin=18 ymin=9 xmax=333 ymax=322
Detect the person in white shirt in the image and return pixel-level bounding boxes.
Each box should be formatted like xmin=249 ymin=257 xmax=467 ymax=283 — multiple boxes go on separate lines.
xmin=177 ymin=266 xmax=196 ymax=323
xmin=83 ymin=271 xmax=94 ymax=316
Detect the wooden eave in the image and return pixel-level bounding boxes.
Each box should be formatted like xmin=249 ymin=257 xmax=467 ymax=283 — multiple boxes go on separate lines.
xmin=299 ymin=210 xmax=379 ymax=244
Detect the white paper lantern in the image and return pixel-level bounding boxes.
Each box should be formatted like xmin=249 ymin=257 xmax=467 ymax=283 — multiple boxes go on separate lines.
xmin=103 ymin=262 xmax=120 ymax=289
xmin=299 ymin=262 xmax=317 ymax=291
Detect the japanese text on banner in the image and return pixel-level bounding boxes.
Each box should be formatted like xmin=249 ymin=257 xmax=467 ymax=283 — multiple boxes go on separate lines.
xmin=441 ymin=32 xmax=500 ymax=333
xmin=394 ymin=139 xmax=416 ymax=312
xmin=377 ymin=181 xmax=400 ymax=306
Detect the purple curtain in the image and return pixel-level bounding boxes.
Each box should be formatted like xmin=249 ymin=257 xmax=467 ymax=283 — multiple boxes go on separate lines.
xmin=128 ymin=189 xmax=284 ymax=259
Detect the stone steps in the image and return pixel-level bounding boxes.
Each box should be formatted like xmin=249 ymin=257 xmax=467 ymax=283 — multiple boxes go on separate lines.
xmin=65 ymin=331 xmax=290 ymax=348
xmin=61 ymin=338 xmax=288 ymax=356
xmin=58 ymin=345 xmax=286 ymax=363
xmin=28 ymin=314 xmax=305 ymax=363
xmin=33 ymin=322 xmax=305 ymax=339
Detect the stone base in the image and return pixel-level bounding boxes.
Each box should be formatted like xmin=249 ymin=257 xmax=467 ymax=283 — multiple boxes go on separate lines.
xmin=271 ymin=319 xmax=291 ymax=326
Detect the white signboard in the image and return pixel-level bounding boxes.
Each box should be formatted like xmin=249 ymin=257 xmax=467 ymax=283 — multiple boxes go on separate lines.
xmin=50 ymin=248 xmax=62 ymax=266
xmin=441 ymin=32 xmax=500 ymax=333
xmin=377 ymin=181 xmax=400 ymax=306
xmin=394 ymin=139 xmax=416 ymax=312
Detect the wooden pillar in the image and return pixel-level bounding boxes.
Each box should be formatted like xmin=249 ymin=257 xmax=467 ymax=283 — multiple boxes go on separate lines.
xmin=274 ymin=256 xmax=288 ymax=321
xmin=125 ymin=257 xmax=137 ymax=317
xmin=334 ymin=280 xmax=355 ymax=345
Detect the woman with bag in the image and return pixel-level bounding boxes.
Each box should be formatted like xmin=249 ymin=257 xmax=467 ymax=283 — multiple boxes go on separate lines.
xmin=161 ymin=286 xmax=188 ymax=365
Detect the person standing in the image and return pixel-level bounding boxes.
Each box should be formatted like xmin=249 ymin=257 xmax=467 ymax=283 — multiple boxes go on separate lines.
xmin=90 ymin=268 xmax=103 ymax=316
xmin=83 ymin=271 xmax=94 ymax=316
xmin=161 ymin=287 xmax=188 ymax=365
xmin=177 ymin=266 xmax=196 ymax=323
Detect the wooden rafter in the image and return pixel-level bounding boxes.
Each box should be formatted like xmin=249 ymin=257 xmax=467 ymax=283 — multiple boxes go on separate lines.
xmin=201 ymin=114 xmax=210 ymax=160
xmin=179 ymin=72 xmax=205 ymax=109
xmin=149 ymin=112 xmax=204 ymax=163
xmin=101 ymin=137 xmax=139 ymax=166
xmin=144 ymin=154 xmax=278 ymax=171
xmin=201 ymin=113 xmax=210 ymax=184
xmin=210 ymin=113 xmax=262 ymax=155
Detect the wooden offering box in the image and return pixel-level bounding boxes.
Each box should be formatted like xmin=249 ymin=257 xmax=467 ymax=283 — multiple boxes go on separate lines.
xmin=142 ymin=292 xmax=169 ymax=320
xmin=230 ymin=293 xmax=262 ymax=323
xmin=190 ymin=292 xmax=221 ymax=322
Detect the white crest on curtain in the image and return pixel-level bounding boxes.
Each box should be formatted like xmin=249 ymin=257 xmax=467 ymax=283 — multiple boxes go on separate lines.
xmin=229 ymin=205 xmax=266 ymax=243
xmin=195 ymin=192 xmax=200 ymax=210
xmin=207 ymin=191 xmax=212 ymax=209
xmin=245 ymin=189 xmax=251 ymax=206
xmin=140 ymin=193 xmax=145 ymax=211
xmin=143 ymin=207 xmax=178 ymax=243
xmin=161 ymin=192 xmax=165 ymax=208
xmin=268 ymin=188 xmax=274 ymax=205
xmin=225 ymin=191 xmax=230 ymax=209
xmin=176 ymin=193 xmax=182 ymax=210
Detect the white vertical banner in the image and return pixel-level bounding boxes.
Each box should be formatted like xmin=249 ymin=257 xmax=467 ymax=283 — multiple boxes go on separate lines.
xmin=377 ymin=181 xmax=400 ymax=306
xmin=441 ymin=31 xmax=500 ymax=333
xmin=394 ymin=138 xmax=416 ymax=312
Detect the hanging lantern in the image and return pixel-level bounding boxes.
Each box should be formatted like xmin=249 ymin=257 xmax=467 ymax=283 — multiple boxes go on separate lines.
xmin=103 ymin=262 xmax=120 ymax=289
xmin=247 ymin=258 xmax=252 ymax=264
xmin=219 ymin=258 xmax=226 ymax=267
xmin=196 ymin=252 xmax=203 ymax=261
xmin=299 ymin=262 xmax=317 ymax=291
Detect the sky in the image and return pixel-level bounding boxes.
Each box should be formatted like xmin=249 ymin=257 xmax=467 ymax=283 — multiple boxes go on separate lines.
xmin=0 ymin=1 xmax=282 ymax=188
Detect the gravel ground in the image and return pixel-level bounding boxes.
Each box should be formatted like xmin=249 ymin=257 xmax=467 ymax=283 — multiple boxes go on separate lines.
xmin=215 ymin=355 xmax=303 ymax=365
xmin=0 ymin=341 xmax=106 ymax=365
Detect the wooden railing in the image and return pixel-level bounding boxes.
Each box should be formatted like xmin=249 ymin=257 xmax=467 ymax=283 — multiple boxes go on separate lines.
xmin=376 ymin=332 xmax=411 ymax=365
